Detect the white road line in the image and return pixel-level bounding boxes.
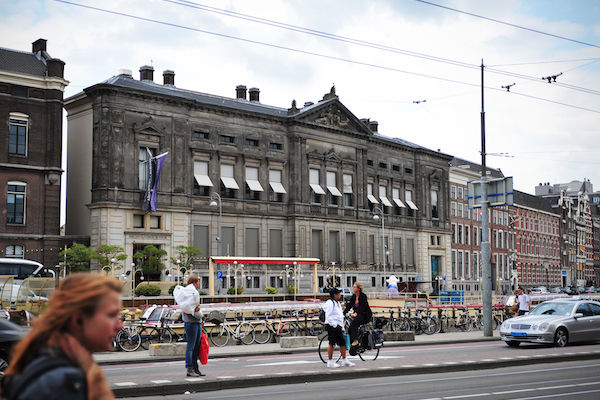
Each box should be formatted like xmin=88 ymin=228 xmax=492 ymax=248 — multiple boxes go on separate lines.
xmin=150 ymin=380 xmax=171 ymax=384
xmin=443 ymin=361 xmax=459 ymax=365
xmin=444 ymin=393 xmax=489 ymax=399
xmin=498 ymin=357 xmax=512 ymax=360
xmin=480 ymin=358 xmax=496 ymax=362
xmin=247 ymin=360 xmax=320 ymax=367
xmin=114 ymin=382 xmax=137 ymax=387
xmin=401 ymin=365 xmax=416 ymax=368
xmin=492 ymin=388 xmax=537 ymax=395
xmin=423 ymin=363 xmax=438 ymax=366
xmin=544 ymin=384 xmax=576 ymax=390
xmin=246 ymin=374 xmax=265 ymax=377
xmin=516 ymin=355 xmax=530 ymax=359
xmin=217 ymin=376 xmax=236 ymax=379
xmin=274 ymin=372 xmax=292 ymax=375
xmin=184 ymin=377 xmax=205 ymax=382
xmin=462 ymin=360 xmax=476 ymax=363
xmin=576 ymin=382 xmax=600 ymax=386
xmin=378 ymin=366 xmax=394 ymax=370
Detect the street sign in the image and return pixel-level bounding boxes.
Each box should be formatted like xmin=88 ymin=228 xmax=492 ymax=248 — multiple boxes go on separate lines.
xmin=561 ymin=270 xmax=567 ymax=276
xmin=467 ymin=176 xmax=513 ymax=209
xmin=217 ymin=270 xmax=223 ymax=279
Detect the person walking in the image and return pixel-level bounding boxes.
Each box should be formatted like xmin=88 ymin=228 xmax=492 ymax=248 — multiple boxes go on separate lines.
xmin=1 ymin=273 xmax=123 ymax=400
xmin=344 ymin=282 xmax=373 ymax=355
xmin=517 ymin=287 xmax=531 ymax=316
xmin=180 ymin=276 xmax=205 ymax=377
xmin=322 ymin=288 xmax=354 ymax=368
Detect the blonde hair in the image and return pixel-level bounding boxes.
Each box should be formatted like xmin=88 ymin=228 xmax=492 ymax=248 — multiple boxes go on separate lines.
xmin=6 ymin=273 xmax=122 ymax=375
xmin=354 ymin=282 xmax=365 ymax=293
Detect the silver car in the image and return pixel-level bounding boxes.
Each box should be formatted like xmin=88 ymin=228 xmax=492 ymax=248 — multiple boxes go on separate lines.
xmin=500 ymin=299 xmax=600 ymax=347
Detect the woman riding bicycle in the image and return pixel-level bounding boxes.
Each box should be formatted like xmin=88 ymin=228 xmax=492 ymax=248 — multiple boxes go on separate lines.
xmin=344 ymin=282 xmax=372 ymax=355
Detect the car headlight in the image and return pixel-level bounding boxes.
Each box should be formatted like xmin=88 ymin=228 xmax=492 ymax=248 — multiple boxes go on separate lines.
xmin=539 ymin=322 xmax=549 ymax=331
xmin=501 ymin=320 xmax=510 ymax=330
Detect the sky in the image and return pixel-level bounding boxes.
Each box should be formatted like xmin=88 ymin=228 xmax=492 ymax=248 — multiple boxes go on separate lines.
xmin=1 ymin=0 xmax=599 ymax=224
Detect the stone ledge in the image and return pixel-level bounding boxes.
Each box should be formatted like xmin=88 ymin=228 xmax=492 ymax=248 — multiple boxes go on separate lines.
xmin=383 ymin=331 xmax=415 ymax=341
xmin=149 ymin=342 xmax=187 ymax=356
xmin=280 ymin=336 xmax=319 ymax=348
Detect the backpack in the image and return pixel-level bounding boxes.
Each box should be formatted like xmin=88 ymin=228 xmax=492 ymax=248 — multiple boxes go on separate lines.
xmin=365 ymin=329 xmax=385 ymax=350
xmin=319 ymin=299 xmax=330 ymax=322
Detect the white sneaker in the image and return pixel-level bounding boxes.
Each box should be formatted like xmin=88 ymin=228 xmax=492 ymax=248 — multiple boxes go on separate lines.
xmin=327 ymin=360 xmax=340 ymax=368
xmin=340 ymin=358 xmax=355 ymax=367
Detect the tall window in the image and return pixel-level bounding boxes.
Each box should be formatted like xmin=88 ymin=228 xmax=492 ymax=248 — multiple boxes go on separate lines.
xmin=311 ymin=230 xmax=323 ymax=259
xmin=393 ymin=238 xmax=402 ymax=266
xmin=326 ymin=171 xmax=341 ymax=206
xmin=342 ymin=173 xmax=353 ymax=207
xmin=269 ymin=229 xmax=283 ymax=257
xmin=452 ymin=250 xmax=457 ymax=279
xmin=406 ymin=238 xmax=415 ymax=266
xmin=5 ymin=245 xmax=24 ymax=258
xmin=220 ymin=164 xmax=239 ymax=198
xmin=193 ymin=160 xmax=212 ymax=196
xmin=9 ymin=115 xmax=28 ymax=156
xmin=269 ymin=170 xmax=286 ymax=202
xmin=405 ymin=189 xmax=415 ymax=217
xmin=245 ymin=228 xmax=259 ymax=257
xmin=193 ymin=225 xmax=209 ymax=257
xmin=138 ymin=147 xmax=156 ymax=189
xmin=7 ymin=182 xmax=26 ymax=224
xmin=431 ymin=189 xmax=439 ymax=218
xmin=345 ymin=232 xmax=356 ymax=264
xmin=309 ymin=168 xmax=323 ymax=204
xmin=222 ymin=227 xmax=235 ymax=256
xmin=245 ymin=166 xmax=262 ymax=200
xmin=465 ymin=251 xmax=470 ymax=278
xmin=329 ymin=231 xmax=340 ymax=264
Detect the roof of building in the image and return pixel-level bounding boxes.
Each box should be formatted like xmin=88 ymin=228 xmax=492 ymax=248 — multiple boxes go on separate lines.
xmin=0 ymin=46 xmax=47 ymax=76
xmin=449 ymin=156 xmax=504 ymax=178
xmin=86 ymin=74 xmax=445 ymax=155
xmin=513 ymin=190 xmax=558 ymax=214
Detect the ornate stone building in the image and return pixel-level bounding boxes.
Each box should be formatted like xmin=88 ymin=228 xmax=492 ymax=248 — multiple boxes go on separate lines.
xmin=0 ymin=39 xmax=67 ymax=268
xmin=65 ymin=67 xmax=451 ymax=293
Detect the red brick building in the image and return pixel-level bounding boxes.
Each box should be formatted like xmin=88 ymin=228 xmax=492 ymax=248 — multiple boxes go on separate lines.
xmin=0 ymin=39 xmax=68 ymax=267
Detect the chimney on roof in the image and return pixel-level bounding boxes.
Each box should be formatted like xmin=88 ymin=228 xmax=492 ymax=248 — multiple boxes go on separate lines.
xmin=248 ymin=87 xmax=260 ymax=102
xmin=163 ymin=70 xmax=175 ymax=86
xmin=32 ymin=38 xmax=47 ymax=53
xmin=236 ymin=85 xmax=247 ymax=100
xmin=46 ymin=58 xmax=65 ymax=78
xmin=369 ymin=121 xmax=378 ymax=132
xmin=139 ymin=65 xmax=154 ymax=81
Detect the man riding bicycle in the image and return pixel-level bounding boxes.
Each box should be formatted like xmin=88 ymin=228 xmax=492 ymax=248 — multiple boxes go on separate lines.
xmin=343 ymin=282 xmax=372 ymax=355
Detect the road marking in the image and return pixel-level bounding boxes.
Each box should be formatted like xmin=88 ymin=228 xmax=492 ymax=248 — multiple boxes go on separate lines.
xmin=480 ymin=358 xmax=496 ymax=362
xmin=378 ymin=366 xmax=394 ymax=370
xmin=114 ymin=382 xmax=137 ymax=387
xmin=246 ymin=374 xmax=265 ymax=377
xmin=493 ymin=388 xmax=537 ymax=395
xmin=498 ymin=357 xmax=512 ymax=360
xmin=443 ymin=361 xmax=459 ymax=365
xmin=247 ymin=360 xmax=320 ymax=367
xmin=150 ymin=380 xmax=171 ymax=384
xmin=274 ymin=372 xmax=292 ymax=375
xmin=545 ymin=384 xmax=575 ymax=389
xmin=401 ymin=365 xmax=416 ymax=368
xmin=516 ymin=355 xmax=530 ymax=359
xmin=444 ymin=393 xmax=489 ymax=399
xmin=217 ymin=376 xmax=236 ymax=379
xmin=185 ymin=378 xmax=205 ymax=382
xmin=423 ymin=363 xmax=438 ymax=366
xmin=577 ymin=382 xmax=600 ymax=386
xmin=462 ymin=360 xmax=476 ymax=363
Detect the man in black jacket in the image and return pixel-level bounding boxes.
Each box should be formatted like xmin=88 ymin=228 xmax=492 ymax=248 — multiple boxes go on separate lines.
xmin=343 ymin=282 xmax=372 ymax=355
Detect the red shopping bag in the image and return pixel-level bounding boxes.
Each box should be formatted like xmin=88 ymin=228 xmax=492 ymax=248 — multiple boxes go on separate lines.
xmin=199 ymin=331 xmax=209 ymax=365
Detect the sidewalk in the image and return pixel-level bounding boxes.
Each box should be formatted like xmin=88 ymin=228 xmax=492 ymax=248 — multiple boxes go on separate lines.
xmin=95 ymin=330 xmax=500 ymax=365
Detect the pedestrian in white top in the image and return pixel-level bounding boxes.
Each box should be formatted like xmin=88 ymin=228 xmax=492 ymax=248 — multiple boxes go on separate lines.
xmin=322 ymin=288 xmax=354 ymax=368
xmin=517 ymin=288 xmax=531 ymax=316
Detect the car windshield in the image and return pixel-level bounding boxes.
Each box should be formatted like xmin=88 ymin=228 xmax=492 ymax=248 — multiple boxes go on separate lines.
xmin=529 ymin=302 xmax=574 ymax=316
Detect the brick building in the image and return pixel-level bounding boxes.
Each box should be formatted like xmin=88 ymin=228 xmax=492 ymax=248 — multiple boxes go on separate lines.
xmin=0 ymin=39 xmax=68 ymax=267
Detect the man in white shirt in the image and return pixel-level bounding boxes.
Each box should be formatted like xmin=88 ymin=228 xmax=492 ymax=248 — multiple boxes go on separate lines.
xmin=517 ymin=288 xmax=531 ymax=316
xmin=322 ymin=288 xmax=354 ymax=368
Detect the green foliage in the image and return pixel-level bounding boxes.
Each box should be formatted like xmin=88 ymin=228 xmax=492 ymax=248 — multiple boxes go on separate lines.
xmin=169 ymin=245 xmax=202 ymax=276
xmin=133 ymin=245 xmax=167 ymax=274
xmin=198 ymin=290 xmax=207 ymax=296
xmin=59 ymin=243 xmax=95 ymax=272
xmin=94 ymin=245 xmax=127 ymax=274
xmin=227 ymin=286 xmax=244 ymax=295
xmin=287 ymin=284 xmax=298 ymax=294
xmin=168 ymin=284 xmax=178 ymax=295
xmin=265 ymin=286 xmax=279 ymax=295
xmin=135 ymin=284 xmax=162 ymax=296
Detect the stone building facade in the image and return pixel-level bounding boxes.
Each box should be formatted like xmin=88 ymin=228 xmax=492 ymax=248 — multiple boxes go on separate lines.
xmin=65 ymin=67 xmax=451 ymax=293
xmin=0 ymin=39 xmax=67 ymax=268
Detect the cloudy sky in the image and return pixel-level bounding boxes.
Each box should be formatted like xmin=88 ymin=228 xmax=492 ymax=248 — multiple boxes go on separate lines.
xmin=2 ymin=0 xmax=599 ymax=219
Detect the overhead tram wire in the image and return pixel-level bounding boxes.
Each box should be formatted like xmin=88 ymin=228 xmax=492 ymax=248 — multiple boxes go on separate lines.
xmin=164 ymin=0 xmax=600 ymax=96
xmin=488 ymin=57 xmax=600 ymax=67
xmin=53 ymin=0 xmax=600 ymax=115
xmin=413 ymin=0 xmax=600 ymax=49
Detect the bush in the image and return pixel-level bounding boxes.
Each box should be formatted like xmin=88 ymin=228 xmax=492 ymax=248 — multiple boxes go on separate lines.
xmin=135 ymin=284 xmax=162 ymax=297
xmin=168 ymin=284 xmax=177 ymax=295
xmin=287 ymin=284 xmax=298 ymax=294
xmin=265 ymin=286 xmax=279 ymax=295
xmin=198 ymin=290 xmax=207 ymax=296
xmin=227 ymin=286 xmax=243 ymax=295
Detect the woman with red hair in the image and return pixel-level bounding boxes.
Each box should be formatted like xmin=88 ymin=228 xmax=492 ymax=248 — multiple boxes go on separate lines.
xmin=1 ymin=273 xmax=123 ymax=400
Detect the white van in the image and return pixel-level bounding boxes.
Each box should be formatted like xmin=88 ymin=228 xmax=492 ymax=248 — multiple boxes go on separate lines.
xmin=0 ymin=258 xmax=54 ymax=303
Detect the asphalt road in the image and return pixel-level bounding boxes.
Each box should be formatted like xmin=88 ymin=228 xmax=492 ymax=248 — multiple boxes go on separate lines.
xmin=105 ymin=341 xmax=600 ymax=397
xmin=119 ymin=359 xmax=600 ymax=400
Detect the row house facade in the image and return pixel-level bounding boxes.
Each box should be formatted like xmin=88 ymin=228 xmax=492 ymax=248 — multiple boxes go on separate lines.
xmin=64 ymin=67 xmax=452 ymax=293
xmin=0 ymin=39 xmax=68 ymax=268
xmin=448 ymin=157 xmax=510 ymax=294
xmin=510 ymin=191 xmax=561 ymax=288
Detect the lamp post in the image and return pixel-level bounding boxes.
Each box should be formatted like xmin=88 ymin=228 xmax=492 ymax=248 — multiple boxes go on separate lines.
xmin=284 ymin=261 xmax=302 ymax=300
xmin=324 ymin=261 xmax=338 ymax=290
xmin=372 ymin=206 xmax=386 ymax=278
xmin=175 ymin=259 xmax=181 ymax=284
xmin=209 ymin=192 xmax=222 ymax=256
xmin=227 ymin=261 xmax=248 ymax=295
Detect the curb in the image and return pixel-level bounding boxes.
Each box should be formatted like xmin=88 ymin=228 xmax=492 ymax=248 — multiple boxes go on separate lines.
xmin=99 ymin=336 xmax=501 ymax=366
xmin=112 ymin=350 xmax=600 ymax=398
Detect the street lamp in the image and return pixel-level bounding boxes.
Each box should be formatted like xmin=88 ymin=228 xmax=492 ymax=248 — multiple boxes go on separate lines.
xmin=284 ymin=261 xmax=302 ymax=301
xmin=210 ymin=192 xmax=222 ymax=256
xmin=324 ymin=261 xmax=338 ymax=289
xmin=372 ymin=206 xmax=386 ymax=278
xmin=176 ymin=259 xmax=181 ymax=284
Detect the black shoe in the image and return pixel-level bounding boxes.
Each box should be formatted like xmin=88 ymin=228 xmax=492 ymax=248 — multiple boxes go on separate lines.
xmin=186 ymin=367 xmax=200 ymax=377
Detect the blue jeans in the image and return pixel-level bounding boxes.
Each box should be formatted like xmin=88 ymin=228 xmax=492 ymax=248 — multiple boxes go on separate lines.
xmin=184 ymin=322 xmax=201 ymax=368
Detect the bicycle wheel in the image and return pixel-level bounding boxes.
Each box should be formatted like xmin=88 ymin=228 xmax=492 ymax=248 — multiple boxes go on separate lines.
xmin=278 ymin=322 xmax=293 ymax=337
xmin=209 ymin=325 xmax=230 ymax=347
xmin=457 ymin=314 xmax=473 ymax=332
xmin=310 ymin=321 xmax=326 ymax=337
xmin=237 ymin=322 xmax=254 ymax=345
xmin=159 ymin=329 xmax=173 ymax=344
xmin=393 ymin=318 xmax=411 ymax=332
xmin=420 ymin=317 xmax=437 ymax=335
xmin=116 ymin=329 xmax=141 ymax=352
xmin=139 ymin=327 xmax=160 ymax=350
xmin=318 ymin=335 xmax=342 ymax=364
xmin=252 ymin=323 xmax=272 ymax=344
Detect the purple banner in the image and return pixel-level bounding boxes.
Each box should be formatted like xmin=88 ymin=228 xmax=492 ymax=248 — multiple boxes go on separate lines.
xmin=150 ymin=152 xmax=168 ymax=212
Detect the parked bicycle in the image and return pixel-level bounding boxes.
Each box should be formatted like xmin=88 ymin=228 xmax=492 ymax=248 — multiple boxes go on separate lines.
xmin=138 ymin=316 xmax=185 ymax=349
xmin=206 ymin=313 xmax=254 ymax=347
xmin=279 ymin=310 xmax=325 ymax=338
xmin=252 ymin=312 xmax=294 ymax=344
xmin=114 ymin=315 xmax=141 ymax=352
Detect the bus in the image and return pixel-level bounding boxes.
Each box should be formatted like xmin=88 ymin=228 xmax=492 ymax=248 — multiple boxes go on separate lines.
xmin=0 ymin=258 xmax=54 ymax=303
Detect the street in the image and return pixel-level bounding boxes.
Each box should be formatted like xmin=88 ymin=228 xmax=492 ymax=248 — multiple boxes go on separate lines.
xmin=119 ymin=359 xmax=600 ymax=399
xmin=104 ymin=340 xmax=600 ymax=398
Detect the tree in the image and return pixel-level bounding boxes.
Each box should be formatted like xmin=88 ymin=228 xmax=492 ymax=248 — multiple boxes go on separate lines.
xmin=169 ymin=245 xmax=201 ymax=278
xmin=94 ymin=245 xmax=127 ymax=275
xmin=133 ymin=245 xmax=167 ymax=278
xmin=58 ymin=243 xmax=95 ymax=272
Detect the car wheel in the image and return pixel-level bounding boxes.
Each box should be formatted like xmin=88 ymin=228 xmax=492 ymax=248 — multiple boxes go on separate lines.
xmin=505 ymin=340 xmax=520 ymax=348
xmin=554 ymin=328 xmax=568 ymax=347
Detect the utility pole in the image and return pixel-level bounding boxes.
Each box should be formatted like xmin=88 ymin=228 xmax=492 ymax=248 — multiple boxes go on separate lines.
xmin=480 ymin=59 xmax=493 ymax=337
